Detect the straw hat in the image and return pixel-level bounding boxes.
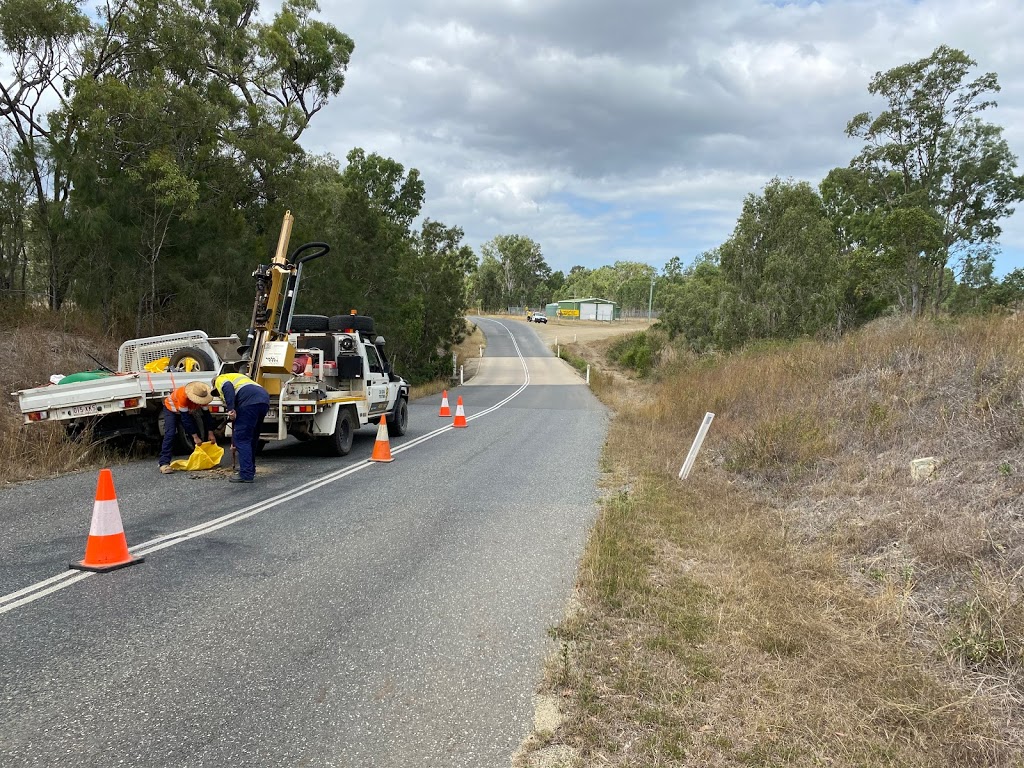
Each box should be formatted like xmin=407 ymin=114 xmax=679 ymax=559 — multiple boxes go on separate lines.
xmin=184 ymin=381 xmax=214 ymax=405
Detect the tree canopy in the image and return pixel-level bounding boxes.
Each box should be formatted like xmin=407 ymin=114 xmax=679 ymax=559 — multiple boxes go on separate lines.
xmin=0 ymin=0 xmax=478 ymax=383
xmin=661 ymin=45 xmax=1024 ymax=350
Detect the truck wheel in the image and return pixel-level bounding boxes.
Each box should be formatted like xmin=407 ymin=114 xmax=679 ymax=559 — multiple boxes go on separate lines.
xmin=174 ymin=422 xmax=198 ymax=454
xmin=328 ymin=314 xmax=374 ymax=334
xmin=388 ymin=397 xmax=408 ymax=436
xmin=326 ymin=407 xmax=354 ymax=456
xmin=291 ymin=314 xmax=330 ymax=333
xmin=169 ymin=346 xmax=215 ymax=372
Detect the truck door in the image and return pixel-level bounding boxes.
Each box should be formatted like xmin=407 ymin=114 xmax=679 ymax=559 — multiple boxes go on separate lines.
xmin=364 ymin=343 xmax=391 ymax=418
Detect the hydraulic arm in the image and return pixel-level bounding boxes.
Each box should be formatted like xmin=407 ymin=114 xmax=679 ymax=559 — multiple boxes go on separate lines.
xmin=242 ymin=211 xmax=330 ymax=384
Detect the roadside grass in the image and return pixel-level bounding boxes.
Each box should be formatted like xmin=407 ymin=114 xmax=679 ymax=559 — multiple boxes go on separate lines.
xmin=529 ymin=313 xmax=1024 ymax=766
xmin=0 ymin=307 xmax=121 ymax=485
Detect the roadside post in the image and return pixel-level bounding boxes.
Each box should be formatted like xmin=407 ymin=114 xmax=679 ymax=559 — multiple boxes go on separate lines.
xmin=678 ymin=412 xmax=715 ymax=480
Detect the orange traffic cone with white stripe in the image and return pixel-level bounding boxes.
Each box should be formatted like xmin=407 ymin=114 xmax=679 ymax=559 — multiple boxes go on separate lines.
xmin=439 ymin=390 xmax=451 ymax=418
xmin=69 ymin=469 xmax=144 ymax=573
xmin=303 ymin=355 xmax=314 ymax=377
xmin=453 ymin=396 xmax=467 ymax=428
xmin=370 ymin=416 xmax=394 ymax=462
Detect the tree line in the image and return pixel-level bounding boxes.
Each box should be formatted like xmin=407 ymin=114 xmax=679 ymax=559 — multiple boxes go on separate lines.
xmin=656 ymin=45 xmax=1024 ymax=352
xmin=4 ymin=13 xmax=1017 ymax=378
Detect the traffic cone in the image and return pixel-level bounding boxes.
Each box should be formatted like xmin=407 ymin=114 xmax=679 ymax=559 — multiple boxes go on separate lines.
xmin=303 ymin=355 xmax=313 ymax=377
xmin=453 ymin=396 xmax=467 ymax=428
xmin=69 ymin=469 xmax=144 ymax=573
xmin=370 ymin=417 xmax=394 ymax=462
xmin=438 ymin=390 xmax=451 ymax=418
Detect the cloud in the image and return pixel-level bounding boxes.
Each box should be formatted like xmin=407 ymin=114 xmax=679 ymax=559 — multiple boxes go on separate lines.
xmin=306 ymin=0 xmax=1024 ymax=275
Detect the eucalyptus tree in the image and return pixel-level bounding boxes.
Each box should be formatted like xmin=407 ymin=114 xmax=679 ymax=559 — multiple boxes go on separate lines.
xmin=0 ymin=127 xmax=31 ymax=299
xmin=656 ymin=251 xmax=725 ymax=351
xmin=480 ymin=234 xmax=549 ymax=308
xmin=837 ymin=45 xmax=1024 ymax=315
xmin=0 ymin=0 xmax=353 ymax=321
xmin=717 ymin=178 xmax=840 ymax=346
xmin=470 ymin=253 xmax=504 ymax=312
xmin=407 ymin=219 xmax=475 ymax=378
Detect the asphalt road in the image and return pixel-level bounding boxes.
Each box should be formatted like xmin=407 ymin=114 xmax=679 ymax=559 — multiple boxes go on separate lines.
xmin=0 ymin=317 xmax=607 ymax=767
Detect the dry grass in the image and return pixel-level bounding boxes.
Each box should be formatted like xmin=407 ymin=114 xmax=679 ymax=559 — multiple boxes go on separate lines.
xmin=0 ymin=307 xmax=123 ymax=486
xmin=532 ymin=313 xmax=1024 ymax=766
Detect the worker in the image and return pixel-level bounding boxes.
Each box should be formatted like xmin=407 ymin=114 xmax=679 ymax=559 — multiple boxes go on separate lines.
xmin=211 ymin=372 xmax=271 ymax=484
xmin=159 ymin=381 xmax=217 ymax=474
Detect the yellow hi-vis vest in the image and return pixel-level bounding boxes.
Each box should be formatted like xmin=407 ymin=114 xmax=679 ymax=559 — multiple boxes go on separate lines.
xmin=214 ymin=372 xmax=258 ymax=395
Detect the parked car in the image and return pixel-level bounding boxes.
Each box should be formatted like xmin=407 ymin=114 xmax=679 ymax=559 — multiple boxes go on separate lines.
xmin=531 ymin=312 xmax=548 ymax=324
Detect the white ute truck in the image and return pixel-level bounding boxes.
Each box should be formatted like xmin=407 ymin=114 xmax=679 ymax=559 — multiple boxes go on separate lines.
xmin=14 ymin=211 xmax=410 ymax=456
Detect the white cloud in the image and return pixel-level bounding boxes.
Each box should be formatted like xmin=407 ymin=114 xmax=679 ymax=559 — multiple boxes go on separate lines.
xmin=305 ymin=0 xmax=1024 ymax=275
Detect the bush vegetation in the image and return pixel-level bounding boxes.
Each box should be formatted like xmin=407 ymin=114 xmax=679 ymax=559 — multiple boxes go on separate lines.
xmin=527 ymin=313 xmax=1024 ymax=766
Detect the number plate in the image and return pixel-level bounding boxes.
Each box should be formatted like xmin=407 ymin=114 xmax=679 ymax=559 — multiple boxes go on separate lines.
xmin=70 ymin=404 xmax=99 ymax=416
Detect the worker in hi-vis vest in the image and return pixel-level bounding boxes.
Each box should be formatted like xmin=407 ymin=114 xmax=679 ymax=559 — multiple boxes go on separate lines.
xmin=211 ymin=373 xmax=271 ymax=484
xmin=158 ymin=381 xmax=217 ymax=475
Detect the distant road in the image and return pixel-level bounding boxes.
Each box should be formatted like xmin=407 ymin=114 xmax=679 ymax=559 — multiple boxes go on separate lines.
xmin=0 ymin=317 xmax=607 ymax=767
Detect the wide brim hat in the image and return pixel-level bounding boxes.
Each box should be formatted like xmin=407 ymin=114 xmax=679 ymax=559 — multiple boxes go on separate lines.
xmin=184 ymin=381 xmax=214 ymax=405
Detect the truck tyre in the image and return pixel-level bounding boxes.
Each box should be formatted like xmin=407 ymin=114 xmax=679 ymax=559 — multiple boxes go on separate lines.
xmin=326 ymin=407 xmax=355 ymax=456
xmin=169 ymin=346 xmax=215 ymax=372
xmin=388 ymin=397 xmax=408 ymax=436
xmin=328 ymin=314 xmax=374 ymax=334
xmin=291 ymin=314 xmax=330 ymax=333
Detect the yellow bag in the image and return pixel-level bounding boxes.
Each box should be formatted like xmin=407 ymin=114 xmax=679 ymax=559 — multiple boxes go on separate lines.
xmin=144 ymin=356 xmax=170 ymax=373
xmin=169 ymin=441 xmax=224 ymax=471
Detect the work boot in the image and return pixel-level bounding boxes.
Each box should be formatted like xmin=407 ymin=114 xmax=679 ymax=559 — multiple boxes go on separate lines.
xmin=228 ymin=474 xmax=254 ymax=484
xmin=160 ymin=465 xmax=172 ymax=475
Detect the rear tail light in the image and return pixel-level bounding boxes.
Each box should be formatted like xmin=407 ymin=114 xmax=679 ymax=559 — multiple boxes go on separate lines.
xmin=27 ymin=411 xmax=48 ymax=421
xmin=122 ymin=398 xmax=140 ymax=408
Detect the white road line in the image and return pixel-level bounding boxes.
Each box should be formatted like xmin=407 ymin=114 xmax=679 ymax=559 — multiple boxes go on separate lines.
xmin=0 ymin=319 xmax=532 ymax=616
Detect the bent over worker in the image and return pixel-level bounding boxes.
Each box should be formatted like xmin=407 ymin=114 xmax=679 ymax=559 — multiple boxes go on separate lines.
xmin=159 ymin=381 xmax=217 ymax=474
xmin=212 ymin=372 xmax=270 ymax=484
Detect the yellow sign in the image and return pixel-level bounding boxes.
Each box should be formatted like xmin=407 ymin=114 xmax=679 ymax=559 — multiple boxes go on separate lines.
xmin=557 ymin=308 xmax=580 ymax=317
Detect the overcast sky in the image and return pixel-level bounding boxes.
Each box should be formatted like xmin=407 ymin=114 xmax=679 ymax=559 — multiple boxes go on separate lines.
xmin=301 ymin=0 xmax=1024 ymax=277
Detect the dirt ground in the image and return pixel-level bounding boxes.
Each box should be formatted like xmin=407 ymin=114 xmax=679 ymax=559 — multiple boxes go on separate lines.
xmin=488 ymin=315 xmax=654 ymax=347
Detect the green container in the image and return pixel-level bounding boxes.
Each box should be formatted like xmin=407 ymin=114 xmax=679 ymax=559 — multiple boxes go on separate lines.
xmin=58 ymin=371 xmax=114 ymax=385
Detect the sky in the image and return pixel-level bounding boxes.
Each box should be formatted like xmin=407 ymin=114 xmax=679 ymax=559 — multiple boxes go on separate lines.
xmin=299 ymin=0 xmax=1024 ymax=277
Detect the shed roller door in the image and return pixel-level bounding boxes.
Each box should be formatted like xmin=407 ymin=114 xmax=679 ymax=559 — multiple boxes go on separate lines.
xmin=580 ymin=302 xmax=597 ymax=321
xmin=597 ymin=304 xmax=613 ymax=321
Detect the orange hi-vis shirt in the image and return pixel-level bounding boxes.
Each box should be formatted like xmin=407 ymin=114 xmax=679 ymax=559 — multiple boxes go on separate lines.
xmin=163 ymin=386 xmax=199 ymax=413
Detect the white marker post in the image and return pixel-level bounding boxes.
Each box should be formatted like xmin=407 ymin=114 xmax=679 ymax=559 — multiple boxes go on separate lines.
xmin=452 ymin=351 xmax=457 ymax=378
xmin=586 ymin=364 xmax=591 ymax=385
xmin=479 ymin=345 xmax=483 ymax=358
xmin=678 ymin=412 xmax=715 ymax=480
xmin=460 ymin=365 xmax=464 ymax=386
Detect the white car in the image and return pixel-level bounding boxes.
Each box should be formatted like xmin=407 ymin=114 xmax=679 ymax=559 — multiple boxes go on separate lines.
xmin=531 ymin=312 xmax=548 ymax=324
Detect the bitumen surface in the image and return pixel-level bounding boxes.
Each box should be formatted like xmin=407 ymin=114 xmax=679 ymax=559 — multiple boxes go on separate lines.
xmin=0 ymin=317 xmax=607 ymax=767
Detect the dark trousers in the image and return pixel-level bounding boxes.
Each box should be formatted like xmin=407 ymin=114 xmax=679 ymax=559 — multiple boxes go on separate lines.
xmin=158 ymin=407 xmax=212 ymax=467
xmin=232 ymin=401 xmax=270 ymax=481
